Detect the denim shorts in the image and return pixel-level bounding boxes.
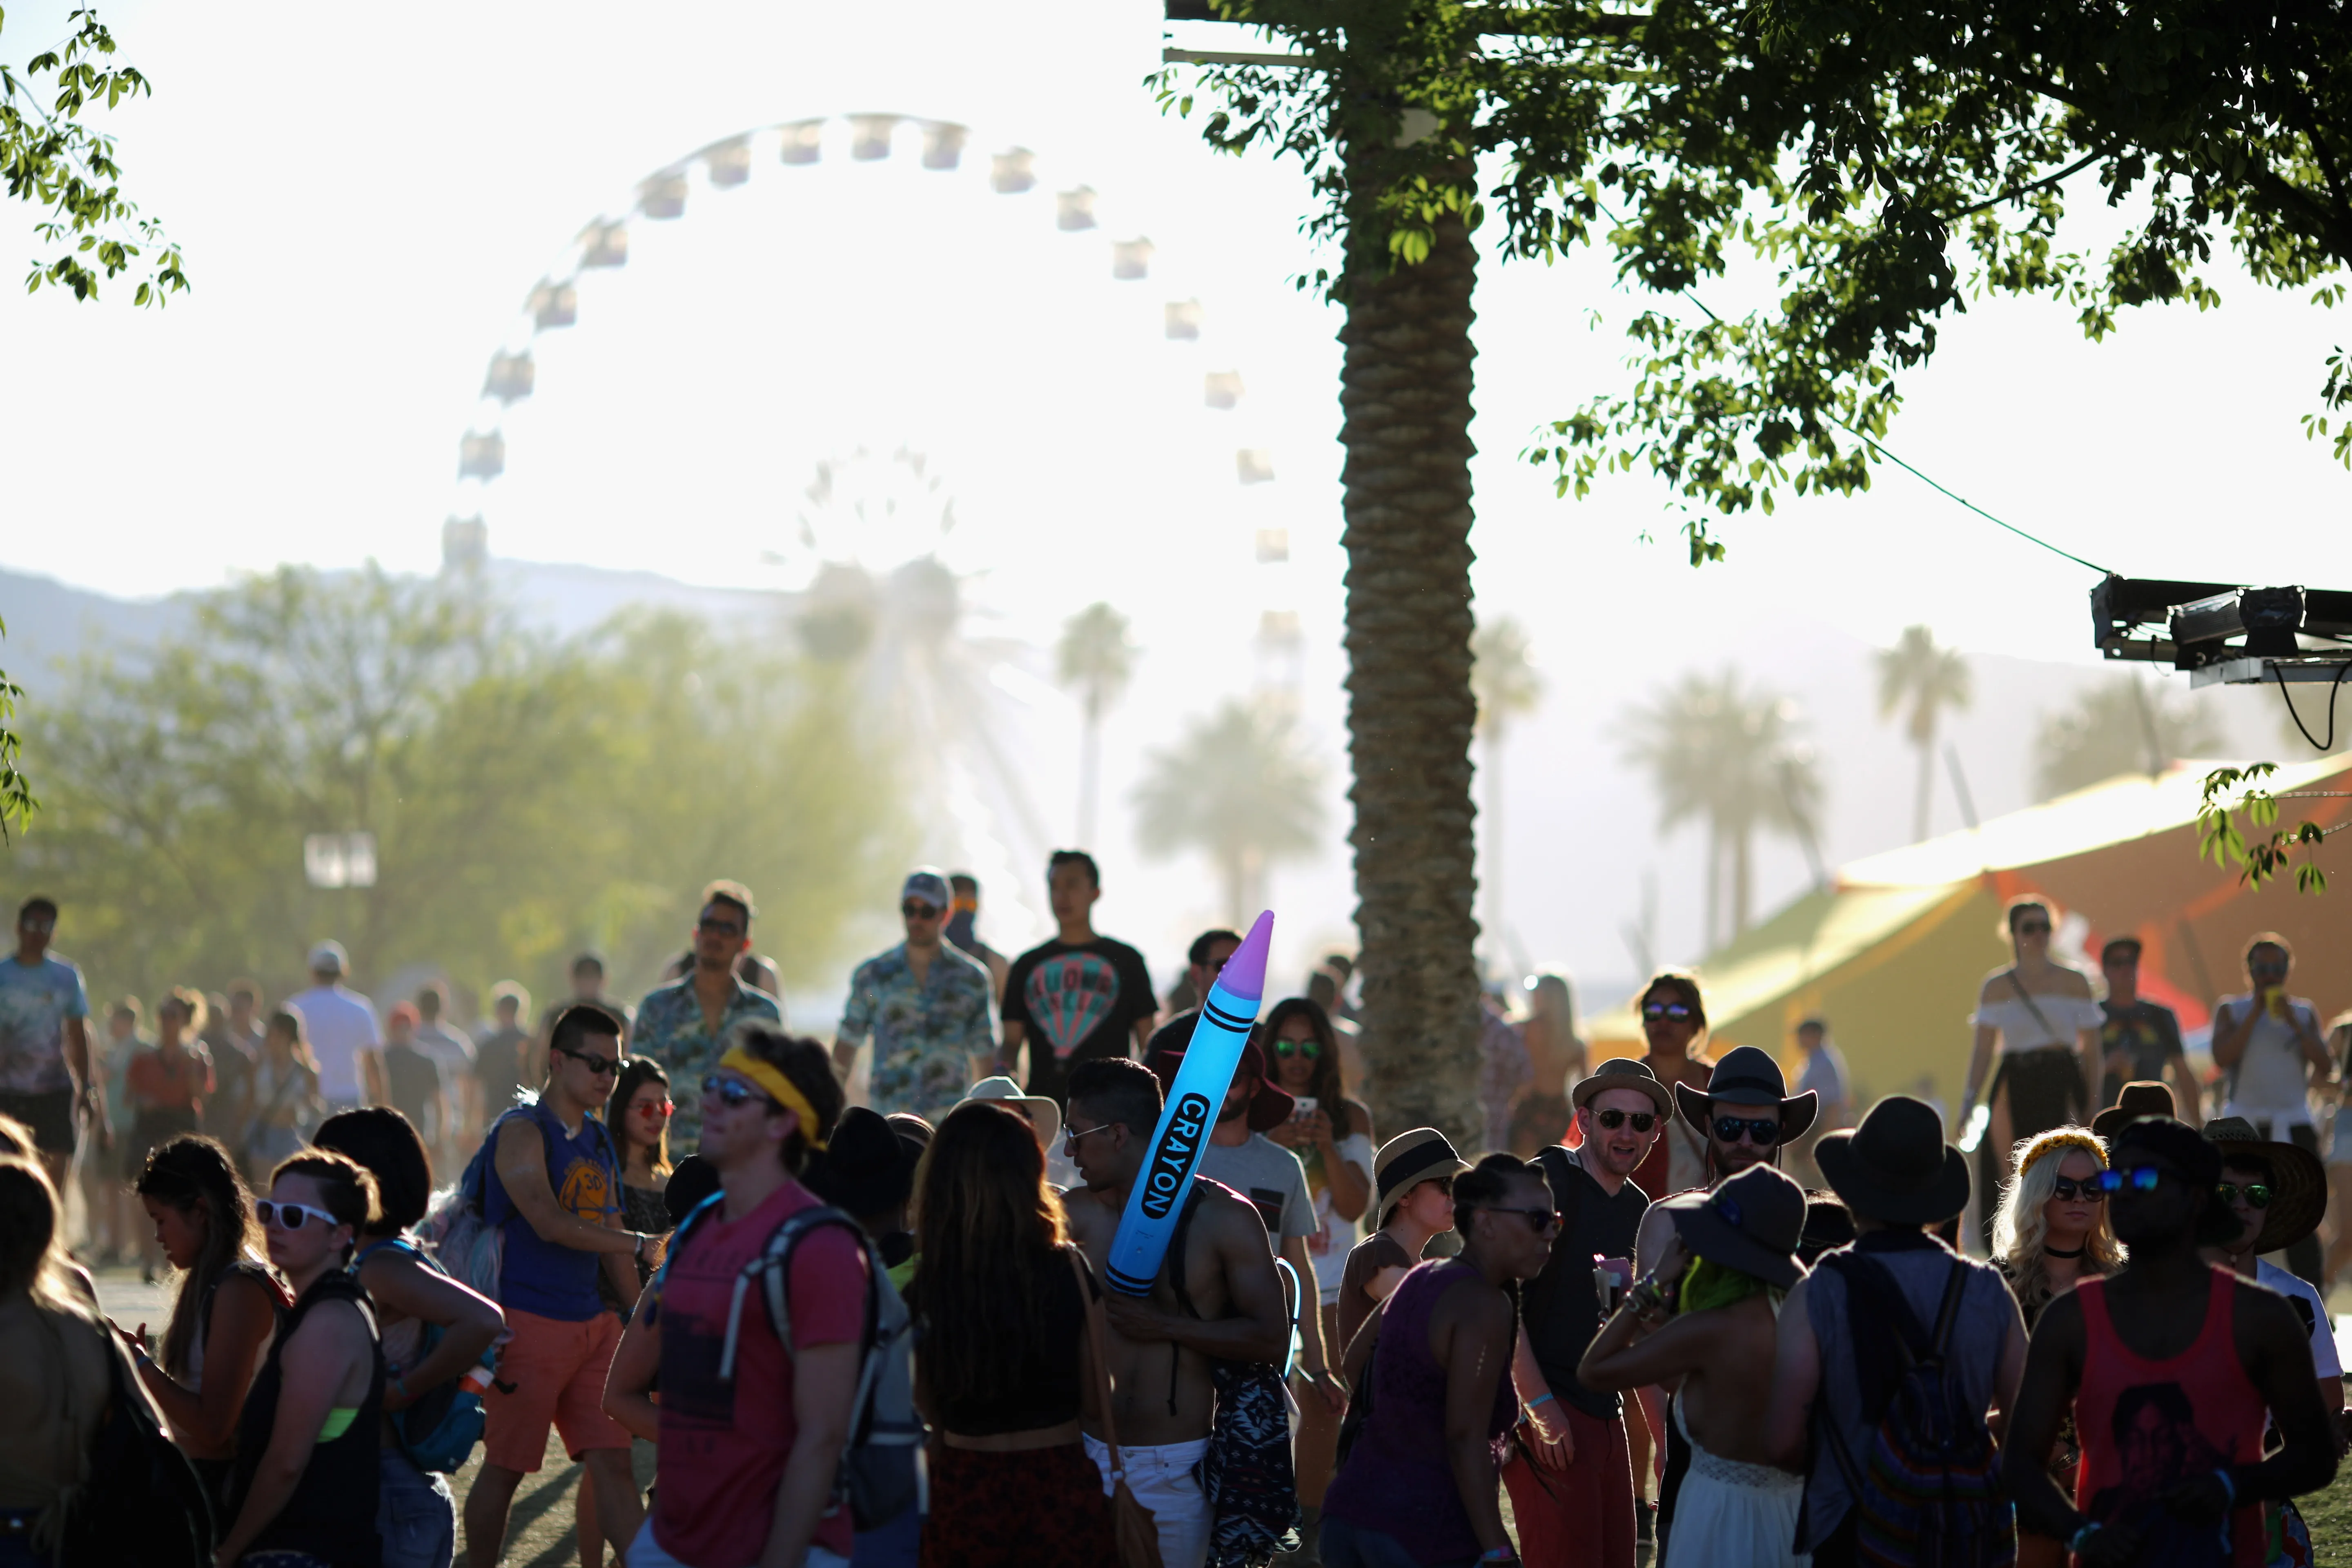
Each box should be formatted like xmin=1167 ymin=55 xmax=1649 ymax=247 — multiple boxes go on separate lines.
xmin=378 ymin=1444 xmax=456 ymax=1568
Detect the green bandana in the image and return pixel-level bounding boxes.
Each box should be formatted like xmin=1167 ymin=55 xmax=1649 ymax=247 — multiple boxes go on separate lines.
xmin=1677 ymin=1255 xmax=1773 ymax=1316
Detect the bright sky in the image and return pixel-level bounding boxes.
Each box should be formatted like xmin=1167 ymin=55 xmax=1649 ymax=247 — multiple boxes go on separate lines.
xmin=5 ymin=0 xmax=2348 ymax=1004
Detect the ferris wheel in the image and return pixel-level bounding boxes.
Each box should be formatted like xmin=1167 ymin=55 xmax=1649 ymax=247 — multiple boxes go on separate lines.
xmin=436 ymin=111 xmax=1308 ymax=935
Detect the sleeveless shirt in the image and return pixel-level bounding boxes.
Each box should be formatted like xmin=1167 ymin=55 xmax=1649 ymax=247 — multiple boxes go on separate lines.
xmin=2074 ymin=1269 xmax=2266 ymax=1568
xmin=230 ymin=1271 xmax=385 ymax=1567
xmin=1322 ymin=1260 xmax=1517 ymax=1565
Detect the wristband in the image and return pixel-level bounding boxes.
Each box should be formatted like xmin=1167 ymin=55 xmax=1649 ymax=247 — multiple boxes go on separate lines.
xmin=1526 ymin=1392 xmax=1556 ymax=1411
xmin=2066 ymin=1521 xmax=2100 ymax=1555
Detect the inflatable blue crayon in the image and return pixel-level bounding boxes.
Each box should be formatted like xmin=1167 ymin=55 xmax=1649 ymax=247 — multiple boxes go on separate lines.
xmin=1104 ymin=910 xmax=1273 ymax=1296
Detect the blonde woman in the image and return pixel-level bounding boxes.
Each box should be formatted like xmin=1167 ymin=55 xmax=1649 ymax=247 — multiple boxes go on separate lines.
xmin=1992 ymin=1127 xmax=2122 ymax=1330
xmin=1992 ymin=1126 xmax=2120 ymax=1568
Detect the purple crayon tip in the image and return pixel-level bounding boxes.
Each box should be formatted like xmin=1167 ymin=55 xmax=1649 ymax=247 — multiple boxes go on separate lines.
xmin=1214 ymin=911 xmax=1274 ymax=1005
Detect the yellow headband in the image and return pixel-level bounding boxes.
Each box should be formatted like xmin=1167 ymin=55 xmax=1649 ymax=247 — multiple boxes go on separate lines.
xmin=2019 ymin=1129 xmax=2104 ymax=1178
xmin=717 ymin=1045 xmax=829 ymax=1152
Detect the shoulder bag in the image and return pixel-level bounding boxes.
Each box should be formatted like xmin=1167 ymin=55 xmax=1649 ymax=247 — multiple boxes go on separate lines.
xmin=1070 ymin=1245 xmax=1166 ymax=1568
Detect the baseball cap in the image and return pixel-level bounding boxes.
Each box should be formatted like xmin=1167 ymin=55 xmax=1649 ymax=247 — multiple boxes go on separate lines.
xmin=901 ymin=868 xmax=953 ymax=911
xmin=307 ymin=940 xmax=348 ymax=975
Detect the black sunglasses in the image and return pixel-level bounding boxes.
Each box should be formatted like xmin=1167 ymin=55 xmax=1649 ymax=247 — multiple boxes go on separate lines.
xmin=2049 ymin=1177 xmax=2107 ymax=1203
xmin=2015 ymin=921 xmax=2052 ymax=936
xmin=702 ymin=1073 xmax=776 ymax=1109
xmin=559 ymin=1045 xmax=622 ymax=1076
xmin=697 ymin=915 xmax=746 ymax=937
xmin=1482 ymin=1205 xmax=1561 ymax=1236
xmin=1714 ymin=1116 xmax=1781 ymax=1146
xmin=902 ymin=901 xmax=942 ymax=920
xmin=1642 ymin=1002 xmax=1694 ymax=1022
xmin=2216 ymin=1182 xmax=2273 ymax=1209
xmin=1594 ymin=1109 xmax=1656 ymax=1132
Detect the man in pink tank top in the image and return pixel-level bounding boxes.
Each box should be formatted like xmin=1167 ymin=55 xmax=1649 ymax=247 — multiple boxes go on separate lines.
xmin=2003 ymin=1117 xmax=2336 ymax=1567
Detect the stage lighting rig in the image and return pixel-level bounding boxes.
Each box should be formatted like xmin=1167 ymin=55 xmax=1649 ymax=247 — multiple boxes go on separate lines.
xmin=2091 ymin=576 xmax=2352 ymax=688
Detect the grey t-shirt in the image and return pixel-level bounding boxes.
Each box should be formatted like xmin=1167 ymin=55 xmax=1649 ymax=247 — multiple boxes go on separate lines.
xmin=1197 ymin=1134 xmax=1316 ymax=1249
xmin=1800 ymin=1241 xmax=2021 ymax=1552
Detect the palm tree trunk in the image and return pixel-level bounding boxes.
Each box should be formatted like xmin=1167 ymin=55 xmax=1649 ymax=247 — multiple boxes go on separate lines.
xmin=1342 ymin=206 xmax=1482 ymax=1151
xmin=1733 ymin=830 xmax=1753 ymax=938
xmin=1078 ymin=693 xmax=1102 ymax=846
xmin=1913 ymin=731 xmax=1933 ymax=844
xmin=1222 ymin=849 xmax=1247 ymax=931
xmin=1705 ymin=824 xmax=1722 ymax=953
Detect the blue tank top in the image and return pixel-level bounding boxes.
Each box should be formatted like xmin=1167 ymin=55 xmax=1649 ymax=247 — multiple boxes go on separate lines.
xmin=483 ymin=1100 xmax=620 ymax=1321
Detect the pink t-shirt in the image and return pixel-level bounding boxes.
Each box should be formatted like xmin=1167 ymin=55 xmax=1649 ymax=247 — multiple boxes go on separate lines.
xmin=653 ymin=1176 xmax=868 ymax=1567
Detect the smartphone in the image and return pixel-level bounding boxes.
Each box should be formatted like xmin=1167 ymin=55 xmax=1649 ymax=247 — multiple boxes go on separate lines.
xmin=1293 ymin=1096 xmax=1319 ymax=1118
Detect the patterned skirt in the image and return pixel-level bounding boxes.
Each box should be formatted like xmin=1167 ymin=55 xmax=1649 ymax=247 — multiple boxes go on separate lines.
xmin=922 ymin=1441 xmax=1114 ymax=1568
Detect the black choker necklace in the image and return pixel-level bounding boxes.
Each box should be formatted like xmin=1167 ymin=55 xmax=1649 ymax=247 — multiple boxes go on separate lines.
xmin=2045 ymin=1243 xmax=2086 ymax=1259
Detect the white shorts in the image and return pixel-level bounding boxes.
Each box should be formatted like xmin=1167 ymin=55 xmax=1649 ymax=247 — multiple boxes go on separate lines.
xmin=1086 ymin=1433 xmax=1212 ymax=1568
xmin=624 ymin=1522 xmax=849 ymax=1568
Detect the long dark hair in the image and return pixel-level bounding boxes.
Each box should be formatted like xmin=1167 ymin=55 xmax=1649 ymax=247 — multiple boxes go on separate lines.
xmin=608 ymin=1058 xmax=673 ymax=1178
xmin=314 ymin=1108 xmax=432 ymax=1238
xmin=910 ymin=1102 xmax=1069 ymax=1415
xmin=136 ymin=1135 xmax=264 ymax=1378
xmin=1262 ymin=996 xmax=1345 ymax=1109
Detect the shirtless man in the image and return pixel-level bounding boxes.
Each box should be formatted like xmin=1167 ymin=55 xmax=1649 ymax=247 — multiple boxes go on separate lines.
xmin=1061 ymin=1056 xmax=1291 ymax=1568
xmin=1628 ymin=1046 xmax=1817 ymax=1556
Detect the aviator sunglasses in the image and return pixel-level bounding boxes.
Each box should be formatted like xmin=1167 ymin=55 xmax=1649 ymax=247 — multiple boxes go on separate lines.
xmin=1272 ymin=1036 xmax=1323 ymax=1059
xmin=702 ymin=1074 xmax=777 ymax=1109
xmin=1642 ymin=1001 xmax=1694 ymax=1022
xmin=2216 ymin=1182 xmax=2273 ymax=1209
xmin=2092 ymin=1165 xmax=2166 ymax=1195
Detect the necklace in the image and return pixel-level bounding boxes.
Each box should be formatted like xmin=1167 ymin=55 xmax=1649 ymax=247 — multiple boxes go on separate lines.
xmin=2045 ymin=1243 xmax=2085 ymax=1260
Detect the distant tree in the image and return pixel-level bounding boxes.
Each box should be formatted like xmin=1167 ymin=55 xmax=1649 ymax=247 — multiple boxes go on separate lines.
xmin=0 ymin=621 xmax=29 ymax=842
xmin=1471 ymin=617 xmax=1542 ymax=971
xmin=18 ymin=568 xmax=898 ymax=1002
xmin=1133 ymin=700 xmax=1327 ymax=922
xmin=1056 ymin=602 xmax=1135 ymax=847
xmin=1621 ymin=670 xmax=1823 ymax=946
xmin=2035 ymin=676 xmax=2224 ymax=800
xmin=1875 ymin=626 xmax=1974 ymax=844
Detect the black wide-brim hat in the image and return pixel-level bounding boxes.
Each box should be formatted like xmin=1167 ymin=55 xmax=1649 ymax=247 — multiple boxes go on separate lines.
xmin=1816 ymin=1094 xmax=1972 ymax=1226
xmin=2091 ymin=1081 xmax=2176 ymax=1142
xmin=803 ymin=1106 xmax=918 ymax=1218
xmin=1662 ymin=1163 xmax=1807 ymax=1290
xmin=1673 ymin=1045 xmax=1819 ymax=1141
xmin=2202 ymin=1115 xmax=2329 ymax=1256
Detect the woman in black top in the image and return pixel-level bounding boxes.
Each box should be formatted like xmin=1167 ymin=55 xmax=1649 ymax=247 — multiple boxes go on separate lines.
xmin=579 ymin=1060 xmax=675 ymax=1568
xmin=910 ymin=1100 xmax=1112 ymax=1568
xmin=220 ymin=1150 xmax=386 ymax=1568
xmin=126 ymin=1136 xmax=287 ymax=1506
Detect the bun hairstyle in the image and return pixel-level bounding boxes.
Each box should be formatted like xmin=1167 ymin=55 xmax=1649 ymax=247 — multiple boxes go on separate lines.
xmin=1452 ymin=1150 xmax=1538 ymax=1240
xmin=729 ymin=1022 xmax=844 ymax=1176
xmin=267 ymin=1149 xmax=381 ymax=1257
xmin=136 ymin=1135 xmax=264 ymax=1377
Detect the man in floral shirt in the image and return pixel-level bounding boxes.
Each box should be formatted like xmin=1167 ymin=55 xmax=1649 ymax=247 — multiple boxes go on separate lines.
xmin=633 ymin=880 xmax=782 ymax=1152
xmin=834 ymin=868 xmax=999 ymax=1116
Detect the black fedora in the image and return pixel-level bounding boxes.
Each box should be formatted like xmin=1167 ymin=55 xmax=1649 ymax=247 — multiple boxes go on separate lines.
xmin=802 ymin=1106 xmax=918 ymax=1219
xmin=1673 ymin=1045 xmax=1819 ymax=1141
xmin=1660 ymin=1164 xmax=1808 ymax=1290
xmin=1815 ymin=1095 xmax=1972 ymax=1225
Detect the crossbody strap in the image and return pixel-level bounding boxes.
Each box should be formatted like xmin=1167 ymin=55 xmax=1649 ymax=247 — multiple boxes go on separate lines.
xmin=2005 ymin=970 xmax=2064 ymax=1049
xmin=1069 ymin=1246 xmax=1125 ymax=1481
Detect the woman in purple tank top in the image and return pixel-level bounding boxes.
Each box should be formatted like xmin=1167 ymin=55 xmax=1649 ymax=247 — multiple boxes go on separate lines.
xmin=1323 ymin=1153 xmax=1559 ymax=1567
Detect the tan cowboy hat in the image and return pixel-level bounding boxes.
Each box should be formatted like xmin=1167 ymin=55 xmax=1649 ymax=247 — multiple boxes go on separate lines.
xmin=959 ymin=1075 xmax=1062 ymax=1151
xmin=2201 ymin=1115 xmax=2329 ymax=1257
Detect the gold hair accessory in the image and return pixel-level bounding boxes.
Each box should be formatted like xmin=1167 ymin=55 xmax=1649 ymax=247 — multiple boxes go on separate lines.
xmin=717 ymin=1045 xmax=830 ymax=1151
xmin=2019 ymin=1129 xmax=2104 ymax=1178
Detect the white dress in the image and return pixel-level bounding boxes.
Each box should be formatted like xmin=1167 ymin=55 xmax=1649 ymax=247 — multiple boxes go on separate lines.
xmin=1664 ymin=1394 xmax=1810 ymax=1568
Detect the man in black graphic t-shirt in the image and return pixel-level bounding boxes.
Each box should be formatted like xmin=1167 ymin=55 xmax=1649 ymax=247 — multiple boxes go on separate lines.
xmin=998 ymin=850 xmax=1157 ymax=1105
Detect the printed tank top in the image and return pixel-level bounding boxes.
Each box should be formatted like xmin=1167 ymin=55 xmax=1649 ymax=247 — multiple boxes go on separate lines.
xmin=2073 ymin=1268 xmax=2266 ymax=1568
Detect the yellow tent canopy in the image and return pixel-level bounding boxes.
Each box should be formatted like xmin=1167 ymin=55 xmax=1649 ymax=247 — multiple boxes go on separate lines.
xmin=1585 ymin=755 xmax=2352 ymax=1121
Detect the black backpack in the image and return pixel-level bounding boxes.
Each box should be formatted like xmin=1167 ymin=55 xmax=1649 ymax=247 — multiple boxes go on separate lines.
xmin=61 ymin=1334 xmax=216 ymax=1567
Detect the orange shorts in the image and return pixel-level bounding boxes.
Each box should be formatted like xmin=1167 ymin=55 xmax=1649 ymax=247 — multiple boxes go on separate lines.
xmin=481 ymin=1306 xmax=629 ymax=1472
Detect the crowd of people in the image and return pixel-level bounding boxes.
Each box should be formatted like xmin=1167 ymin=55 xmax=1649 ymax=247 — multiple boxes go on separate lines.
xmin=0 ymin=869 xmax=2345 ymax=1568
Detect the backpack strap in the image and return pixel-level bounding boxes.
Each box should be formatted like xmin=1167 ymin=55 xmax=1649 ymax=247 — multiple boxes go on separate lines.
xmin=1925 ymin=1259 xmax=1969 ymax=1360
xmin=717 ymin=1204 xmax=874 ymax=1380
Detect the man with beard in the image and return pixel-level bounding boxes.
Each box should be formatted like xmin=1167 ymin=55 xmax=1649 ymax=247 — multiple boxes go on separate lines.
xmin=2004 ymin=1116 xmax=2335 ymax=1568
xmin=1061 ymin=1057 xmax=1290 ymax=1568
xmin=1631 ymin=1045 xmax=1818 ymax=1556
xmin=1507 ymin=1058 xmax=1670 ymax=1568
